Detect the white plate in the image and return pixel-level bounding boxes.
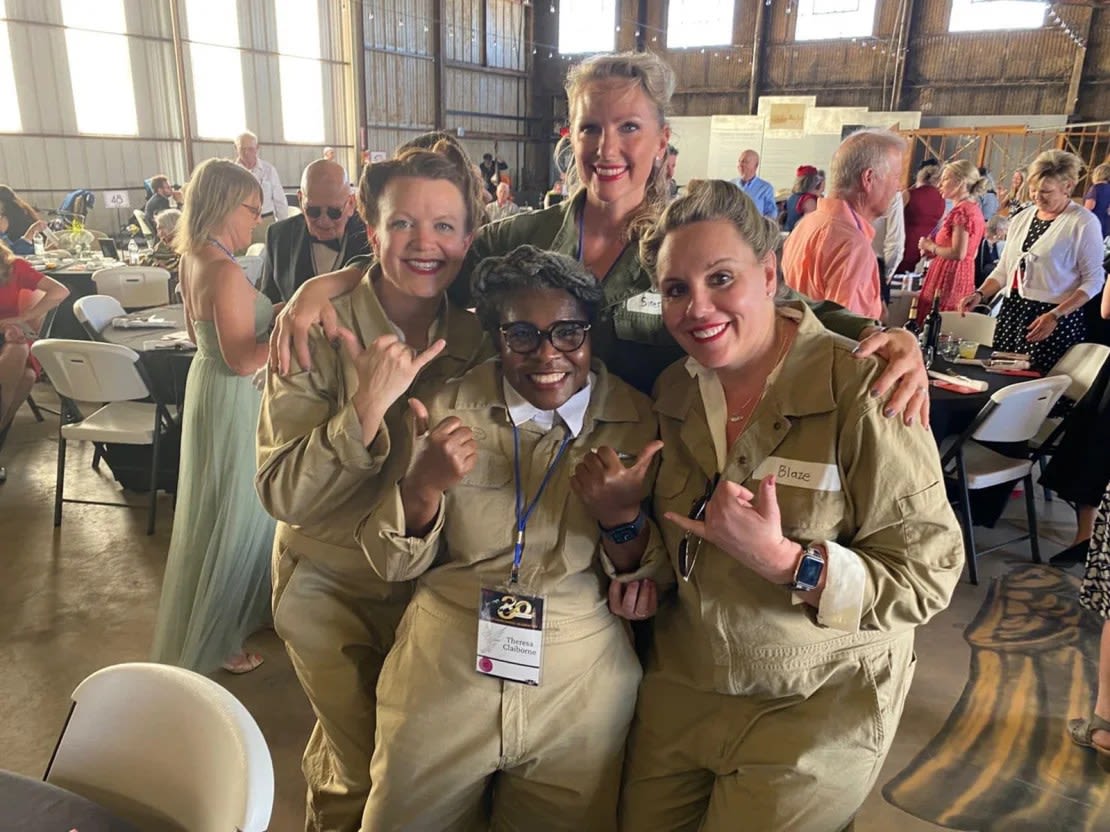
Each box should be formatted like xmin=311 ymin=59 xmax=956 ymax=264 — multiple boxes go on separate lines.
xmin=32 ymin=264 xmax=46 ymax=271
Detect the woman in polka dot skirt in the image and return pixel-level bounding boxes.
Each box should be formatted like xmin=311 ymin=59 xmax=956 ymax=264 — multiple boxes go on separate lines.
xmin=957 ymin=150 xmax=1104 ymax=372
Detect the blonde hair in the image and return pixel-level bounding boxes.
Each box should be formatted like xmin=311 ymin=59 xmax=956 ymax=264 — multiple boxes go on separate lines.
xmin=563 ymin=51 xmax=675 ymax=242
xmin=942 ymin=160 xmax=988 ymax=198
xmin=175 ymin=159 xmax=261 ymax=256
xmin=359 ymin=143 xmax=485 ymax=234
xmin=1027 ymin=150 xmax=1083 ymax=192
xmin=1092 ymin=163 xmax=1110 ymax=185
xmin=830 ymin=129 xmax=905 ymax=193
xmin=640 ymin=179 xmax=781 ymax=292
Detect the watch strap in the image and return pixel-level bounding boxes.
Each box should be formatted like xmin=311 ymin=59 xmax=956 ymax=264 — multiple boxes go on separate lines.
xmin=599 ymin=512 xmax=646 ymax=544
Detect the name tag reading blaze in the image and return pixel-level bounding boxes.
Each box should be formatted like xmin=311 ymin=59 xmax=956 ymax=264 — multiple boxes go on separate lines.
xmin=624 ymin=291 xmax=662 ymax=316
xmin=477 ymin=588 xmax=545 ymax=686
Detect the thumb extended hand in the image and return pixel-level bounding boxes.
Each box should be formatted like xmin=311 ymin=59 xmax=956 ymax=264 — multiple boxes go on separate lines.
xmin=408 ymin=397 xmax=430 ymax=436
xmin=632 ymin=440 xmax=664 ymax=474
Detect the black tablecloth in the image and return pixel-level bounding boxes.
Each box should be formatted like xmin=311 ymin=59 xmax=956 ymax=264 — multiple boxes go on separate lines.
xmin=99 ymin=304 xmax=193 ymax=408
xmin=928 ymin=348 xmax=1033 ymax=439
xmin=0 ymin=770 xmax=139 ymax=832
xmin=41 ymin=267 xmax=99 ymax=340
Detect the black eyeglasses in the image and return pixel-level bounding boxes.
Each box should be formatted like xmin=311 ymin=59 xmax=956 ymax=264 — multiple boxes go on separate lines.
xmin=303 ymin=204 xmax=345 ymax=220
xmin=677 ymin=474 xmax=720 ymax=582
xmin=240 ymin=203 xmax=262 ymax=219
xmin=499 ymin=320 xmax=591 ymax=354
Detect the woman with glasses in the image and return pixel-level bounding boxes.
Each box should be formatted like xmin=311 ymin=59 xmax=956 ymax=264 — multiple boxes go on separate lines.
xmin=618 ymin=180 xmax=963 ymax=832
xmin=269 ymin=51 xmax=931 ymax=426
xmin=356 ymin=245 xmax=668 ymax=830
xmin=254 ymin=141 xmax=491 ymax=832
xmin=151 ymin=159 xmax=278 ymax=675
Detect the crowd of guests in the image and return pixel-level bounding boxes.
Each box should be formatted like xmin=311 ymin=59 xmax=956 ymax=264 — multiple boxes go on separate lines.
xmin=3 ymin=41 xmax=1110 ymax=832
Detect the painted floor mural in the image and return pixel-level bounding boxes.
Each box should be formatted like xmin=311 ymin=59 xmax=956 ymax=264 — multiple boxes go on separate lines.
xmin=884 ymin=565 xmax=1110 ymax=831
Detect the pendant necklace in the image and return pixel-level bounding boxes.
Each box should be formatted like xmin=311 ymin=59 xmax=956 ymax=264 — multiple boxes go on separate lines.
xmin=727 ymin=328 xmax=790 ymax=423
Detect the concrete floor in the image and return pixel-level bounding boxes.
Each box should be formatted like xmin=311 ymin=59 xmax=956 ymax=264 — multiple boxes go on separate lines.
xmin=1 ymin=384 xmax=1105 ymax=832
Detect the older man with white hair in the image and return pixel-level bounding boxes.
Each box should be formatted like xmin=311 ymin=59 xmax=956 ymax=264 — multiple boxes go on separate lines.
xmin=259 ymin=158 xmax=369 ymax=305
xmin=783 ymin=129 xmax=906 ymax=320
xmin=235 ymin=130 xmax=288 ymax=245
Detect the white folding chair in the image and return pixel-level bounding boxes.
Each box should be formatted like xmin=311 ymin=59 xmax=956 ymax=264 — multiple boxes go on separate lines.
xmin=73 ymin=294 xmax=126 ymax=340
xmin=45 ymin=662 xmax=273 ymax=832
xmin=132 ymin=208 xmax=154 ymax=240
xmin=93 ymin=266 xmax=171 ymax=309
xmin=30 ymin=339 xmax=177 ymax=535
xmin=941 ymin=375 xmax=1071 ymax=584
xmin=236 ymin=255 xmax=264 ymax=287
xmin=1032 ymin=342 xmax=1110 ymax=498
xmin=940 ymin=311 xmax=996 ymax=345
xmin=245 ymin=242 xmax=266 ymax=257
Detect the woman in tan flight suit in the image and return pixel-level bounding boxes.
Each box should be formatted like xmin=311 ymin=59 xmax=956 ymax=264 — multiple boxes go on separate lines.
xmin=357 ymin=245 xmax=669 ymax=831
xmin=618 ymin=180 xmax=965 ymax=832
xmin=255 ymin=144 xmax=488 ymax=832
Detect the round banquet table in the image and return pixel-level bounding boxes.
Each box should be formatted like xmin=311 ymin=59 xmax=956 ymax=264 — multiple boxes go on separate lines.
xmin=0 ymin=769 xmax=140 ymax=832
xmin=98 ymin=304 xmax=193 ymax=408
xmin=928 ymin=348 xmax=1039 ymax=440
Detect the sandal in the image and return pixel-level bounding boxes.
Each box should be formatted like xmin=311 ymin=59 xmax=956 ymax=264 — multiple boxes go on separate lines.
xmin=221 ymin=651 xmax=264 ymax=675
xmin=1069 ymin=714 xmax=1110 ymax=771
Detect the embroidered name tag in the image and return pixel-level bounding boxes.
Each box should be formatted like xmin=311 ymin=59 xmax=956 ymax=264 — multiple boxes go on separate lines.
xmin=624 ymin=291 xmax=662 ymax=316
xmin=752 ymin=457 xmax=841 ymax=492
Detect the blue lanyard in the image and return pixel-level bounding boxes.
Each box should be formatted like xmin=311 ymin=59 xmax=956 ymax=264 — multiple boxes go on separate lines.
xmin=511 ymin=424 xmax=572 ymax=586
xmin=575 ymin=208 xmax=585 ymax=262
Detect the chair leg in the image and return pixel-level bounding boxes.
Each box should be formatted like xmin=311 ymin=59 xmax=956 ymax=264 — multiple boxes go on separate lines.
xmin=26 ymin=395 xmax=44 ymax=422
xmin=147 ymin=419 xmax=162 ymax=536
xmin=1025 ymin=473 xmax=1042 ymax=564
xmin=1038 ymin=456 xmax=1052 ymax=502
xmin=957 ymin=455 xmax=979 ymax=585
xmin=54 ymin=434 xmax=66 ymax=528
xmin=91 ymin=443 xmax=102 ymax=472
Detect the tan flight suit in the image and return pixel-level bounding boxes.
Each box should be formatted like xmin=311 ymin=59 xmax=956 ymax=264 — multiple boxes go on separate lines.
xmin=619 ymin=303 xmax=964 ymax=832
xmin=256 ymin=266 xmax=490 ymax=832
xmin=356 ymin=360 xmax=672 ymax=832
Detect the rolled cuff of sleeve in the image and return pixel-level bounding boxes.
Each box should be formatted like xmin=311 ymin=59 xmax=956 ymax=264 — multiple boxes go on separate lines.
xmin=329 ymin=400 xmax=390 ymax=472
xmin=598 ymin=522 xmax=675 ymax=588
xmin=361 ymin=484 xmax=444 ymax=582
xmin=791 ymin=540 xmax=867 ymax=633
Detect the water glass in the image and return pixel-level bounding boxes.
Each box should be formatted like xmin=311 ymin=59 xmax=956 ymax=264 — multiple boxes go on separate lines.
xmin=957 ymin=339 xmax=979 ymax=360
xmin=938 ymin=333 xmax=960 ymax=362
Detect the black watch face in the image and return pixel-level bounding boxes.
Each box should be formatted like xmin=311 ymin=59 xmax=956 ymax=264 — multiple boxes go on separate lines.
xmin=795 ymin=553 xmax=824 ymax=589
xmin=609 ymin=527 xmax=638 ymax=545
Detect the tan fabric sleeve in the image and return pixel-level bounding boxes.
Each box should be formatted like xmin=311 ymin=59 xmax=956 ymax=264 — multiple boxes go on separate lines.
xmin=356 ymin=482 xmax=446 ymax=583
xmin=597 ymin=519 xmax=675 ymax=590
xmin=838 ymin=394 xmax=964 ymax=632
xmin=255 ymin=332 xmax=391 ymax=526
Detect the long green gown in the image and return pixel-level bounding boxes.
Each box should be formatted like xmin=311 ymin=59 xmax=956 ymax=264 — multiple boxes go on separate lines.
xmin=152 ymin=292 xmax=276 ymax=673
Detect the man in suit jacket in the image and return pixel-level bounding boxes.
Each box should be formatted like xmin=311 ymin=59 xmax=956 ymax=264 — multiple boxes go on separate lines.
xmin=259 ymin=159 xmax=370 ymax=304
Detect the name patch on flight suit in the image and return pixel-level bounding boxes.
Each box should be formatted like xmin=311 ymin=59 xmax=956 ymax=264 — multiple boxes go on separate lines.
xmin=624 ymin=291 xmax=662 ymax=316
xmin=753 ymin=456 xmax=842 ymax=491
xmin=476 ymin=588 xmax=545 ymax=685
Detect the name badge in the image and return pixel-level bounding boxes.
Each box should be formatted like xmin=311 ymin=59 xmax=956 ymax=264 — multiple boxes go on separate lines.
xmin=476 ymin=587 xmax=545 ymax=686
xmin=752 ymin=456 xmax=841 ymax=492
xmin=624 ymin=291 xmax=662 ymax=316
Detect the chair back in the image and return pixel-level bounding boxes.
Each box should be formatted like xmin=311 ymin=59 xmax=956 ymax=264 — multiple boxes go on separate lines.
xmin=972 ymin=375 xmax=1071 ymax=444
xmin=93 ymin=266 xmax=171 ymax=309
xmin=940 ymin=311 xmax=996 ymax=345
xmin=31 ymin=339 xmax=150 ymax=403
xmin=46 ymin=662 xmax=273 ymax=832
xmin=73 ymin=294 xmax=127 ymax=338
xmin=132 ymin=208 xmax=154 ymax=238
xmin=245 ymin=242 xmax=266 ymax=257
xmin=236 ymin=255 xmax=264 ymax=286
xmin=1047 ymin=341 xmax=1110 ymax=402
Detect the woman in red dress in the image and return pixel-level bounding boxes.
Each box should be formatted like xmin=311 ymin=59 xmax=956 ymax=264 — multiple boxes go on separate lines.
xmin=898 ymin=164 xmax=946 ymax=274
xmin=915 ymin=161 xmax=986 ymax=326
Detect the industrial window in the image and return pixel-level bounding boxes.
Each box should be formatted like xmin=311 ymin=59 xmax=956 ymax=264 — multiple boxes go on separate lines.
xmin=558 ymin=0 xmax=617 ymax=55
xmin=949 ymin=0 xmax=1046 ymax=33
xmin=184 ymin=0 xmax=246 ymax=140
xmin=60 ymin=0 xmax=138 ymax=135
xmin=794 ymin=0 xmax=878 ymax=42
xmin=275 ymin=0 xmax=325 ymax=145
xmin=666 ymin=0 xmax=735 ymax=49
xmin=0 ymin=0 xmax=20 ymax=132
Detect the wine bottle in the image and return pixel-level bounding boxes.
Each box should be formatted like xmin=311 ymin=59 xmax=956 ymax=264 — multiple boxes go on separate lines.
xmin=904 ymin=293 xmax=920 ymax=334
xmin=921 ymin=295 xmax=942 ymax=368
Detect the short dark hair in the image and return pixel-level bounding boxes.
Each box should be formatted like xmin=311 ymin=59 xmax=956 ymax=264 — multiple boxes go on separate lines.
xmin=471 ymin=245 xmax=604 ymax=334
xmin=150 ymin=174 xmax=170 ymax=190
xmin=667 ymin=144 xmax=678 ymax=156
xmin=482 ymin=153 xmax=494 ymax=162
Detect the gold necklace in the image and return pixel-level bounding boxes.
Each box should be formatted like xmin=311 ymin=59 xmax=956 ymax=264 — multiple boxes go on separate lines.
xmin=726 ymin=328 xmax=791 ymax=423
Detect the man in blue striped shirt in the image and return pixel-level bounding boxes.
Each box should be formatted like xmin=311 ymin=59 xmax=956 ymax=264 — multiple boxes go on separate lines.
xmin=729 ymin=149 xmax=778 ymax=219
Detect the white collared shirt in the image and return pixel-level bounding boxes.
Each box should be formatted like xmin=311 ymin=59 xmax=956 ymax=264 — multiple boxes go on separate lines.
xmin=241 ymin=157 xmax=288 ymax=219
xmin=502 ymin=372 xmax=594 ymax=438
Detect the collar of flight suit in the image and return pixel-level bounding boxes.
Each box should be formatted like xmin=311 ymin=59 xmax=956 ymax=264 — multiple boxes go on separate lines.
xmin=653 ymin=302 xmax=840 ymax=482
xmin=343 ymin=262 xmax=487 ymax=366
xmin=449 ymin=356 xmax=643 ymax=432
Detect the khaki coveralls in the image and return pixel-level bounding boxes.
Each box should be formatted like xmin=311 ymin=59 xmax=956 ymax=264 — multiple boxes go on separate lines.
xmin=620 ymin=304 xmax=964 ymax=832
xmin=256 ymin=267 xmax=490 ymax=832
xmin=357 ymin=360 xmax=672 ymax=832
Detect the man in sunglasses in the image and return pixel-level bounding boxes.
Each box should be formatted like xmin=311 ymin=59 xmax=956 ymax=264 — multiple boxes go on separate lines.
xmin=259 ymin=158 xmax=370 ymax=305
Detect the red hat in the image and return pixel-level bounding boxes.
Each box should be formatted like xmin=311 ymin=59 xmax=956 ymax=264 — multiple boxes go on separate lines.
xmin=796 ymin=164 xmax=818 ymax=178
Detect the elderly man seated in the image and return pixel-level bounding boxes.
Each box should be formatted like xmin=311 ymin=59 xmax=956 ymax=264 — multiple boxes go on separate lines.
xmin=485 ymin=181 xmax=522 ymax=222
xmin=259 ymin=159 xmax=371 ymax=305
